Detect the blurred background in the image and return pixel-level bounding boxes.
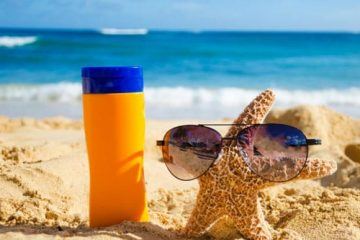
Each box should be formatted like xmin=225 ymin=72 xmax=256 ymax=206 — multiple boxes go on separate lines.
xmin=0 ymin=0 xmax=359 ymax=119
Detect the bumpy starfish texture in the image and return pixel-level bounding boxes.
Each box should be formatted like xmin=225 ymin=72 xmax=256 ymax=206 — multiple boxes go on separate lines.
xmin=183 ymin=89 xmax=337 ymax=240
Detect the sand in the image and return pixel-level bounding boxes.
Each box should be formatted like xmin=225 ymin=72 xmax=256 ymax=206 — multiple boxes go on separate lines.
xmin=0 ymin=106 xmax=359 ymax=239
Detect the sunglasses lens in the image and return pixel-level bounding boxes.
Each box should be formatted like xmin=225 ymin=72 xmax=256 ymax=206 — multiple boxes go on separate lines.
xmin=238 ymin=124 xmax=308 ymax=182
xmin=162 ymin=125 xmax=222 ymax=180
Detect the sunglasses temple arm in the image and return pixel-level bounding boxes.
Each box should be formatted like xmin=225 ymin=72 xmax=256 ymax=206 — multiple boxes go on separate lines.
xmin=199 ymin=124 xmax=250 ymax=126
xmin=156 ymin=140 xmax=165 ymax=146
xmin=306 ymin=139 xmax=322 ymax=145
xmin=156 ymin=140 xmax=180 ymax=146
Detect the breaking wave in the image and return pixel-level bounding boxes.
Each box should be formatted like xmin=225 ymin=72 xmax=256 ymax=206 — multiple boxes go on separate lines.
xmin=0 ymin=83 xmax=359 ymax=107
xmin=99 ymin=28 xmax=148 ymax=35
xmin=0 ymin=36 xmax=37 ymax=48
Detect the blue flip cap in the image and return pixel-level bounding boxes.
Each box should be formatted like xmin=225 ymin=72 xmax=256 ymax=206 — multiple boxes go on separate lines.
xmin=82 ymin=66 xmax=143 ymax=94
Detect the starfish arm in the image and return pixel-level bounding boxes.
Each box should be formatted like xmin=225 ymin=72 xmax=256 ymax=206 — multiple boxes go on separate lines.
xmin=296 ymin=157 xmax=337 ymax=180
xmin=226 ymin=89 xmax=275 ymax=138
xmin=228 ymin=191 xmax=272 ymax=240
xmin=183 ymin=187 xmax=225 ymax=237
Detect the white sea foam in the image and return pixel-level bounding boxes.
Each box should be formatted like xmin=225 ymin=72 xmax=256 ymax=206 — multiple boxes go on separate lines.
xmin=145 ymin=87 xmax=360 ymax=107
xmin=0 ymin=83 xmax=81 ymax=102
xmin=0 ymin=83 xmax=359 ymax=106
xmin=0 ymin=36 xmax=37 ymax=48
xmin=0 ymin=83 xmax=359 ymax=118
xmin=99 ymin=28 xmax=148 ymax=35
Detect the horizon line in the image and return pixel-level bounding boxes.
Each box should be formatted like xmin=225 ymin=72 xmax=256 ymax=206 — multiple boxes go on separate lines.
xmin=0 ymin=26 xmax=359 ymax=34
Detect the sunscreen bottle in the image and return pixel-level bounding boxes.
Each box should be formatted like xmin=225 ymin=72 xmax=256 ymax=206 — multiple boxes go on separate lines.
xmin=82 ymin=66 xmax=148 ymax=227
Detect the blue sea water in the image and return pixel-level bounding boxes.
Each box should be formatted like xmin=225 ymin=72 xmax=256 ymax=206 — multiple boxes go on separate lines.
xmin=0 ymin=28 xmax=359 ymax=119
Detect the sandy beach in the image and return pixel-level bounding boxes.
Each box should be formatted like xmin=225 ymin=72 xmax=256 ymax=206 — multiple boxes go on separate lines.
xmin=0 ymin=105 xmax=359 ymax=240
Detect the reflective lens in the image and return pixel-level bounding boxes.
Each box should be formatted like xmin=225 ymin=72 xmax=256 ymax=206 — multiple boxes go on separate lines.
xmin=238 ymin=124 xmax=308 ymax=182
xmin=162 ymin=125 xmax=222 ymax=180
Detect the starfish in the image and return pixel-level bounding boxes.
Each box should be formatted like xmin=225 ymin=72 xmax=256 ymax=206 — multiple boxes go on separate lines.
xmin=182 ymin=89 xmax=337 ymax=240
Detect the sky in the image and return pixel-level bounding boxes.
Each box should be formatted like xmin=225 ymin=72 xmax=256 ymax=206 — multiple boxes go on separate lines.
xmin=1 ymin=0 xmax=360 ymax=31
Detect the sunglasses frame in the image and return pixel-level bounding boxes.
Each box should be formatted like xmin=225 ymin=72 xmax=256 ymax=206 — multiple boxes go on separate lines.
xmin=157 ymin=123 xmax=321 ymax=182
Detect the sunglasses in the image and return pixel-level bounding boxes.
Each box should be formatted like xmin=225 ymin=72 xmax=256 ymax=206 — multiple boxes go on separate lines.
xmin=157 ymin=123 xmax=321 ymax=182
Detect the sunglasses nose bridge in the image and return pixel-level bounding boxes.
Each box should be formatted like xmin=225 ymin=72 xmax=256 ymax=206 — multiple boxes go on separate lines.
xmin=220 ymin=136 xmax=239 ymax=146
xmin=220 ymin=135 xmax=245 ymax=148
xmin=212 ymin=137 xmax=237 ymax=166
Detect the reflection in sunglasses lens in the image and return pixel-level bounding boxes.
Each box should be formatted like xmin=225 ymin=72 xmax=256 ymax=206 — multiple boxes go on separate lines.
xmin=238 ymin=124 xmax=307 ymax=182
xmin=162 ymin=125 xmax=222 ymax=180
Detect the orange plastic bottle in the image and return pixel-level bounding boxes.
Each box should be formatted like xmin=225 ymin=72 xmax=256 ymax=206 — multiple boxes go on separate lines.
xmin=82 ymin=66 xmax=148 ymax=227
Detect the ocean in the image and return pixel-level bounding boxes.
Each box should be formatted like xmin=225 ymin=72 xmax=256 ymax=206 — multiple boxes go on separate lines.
xmin=0 ymin=28 xmax=359 ymax=119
